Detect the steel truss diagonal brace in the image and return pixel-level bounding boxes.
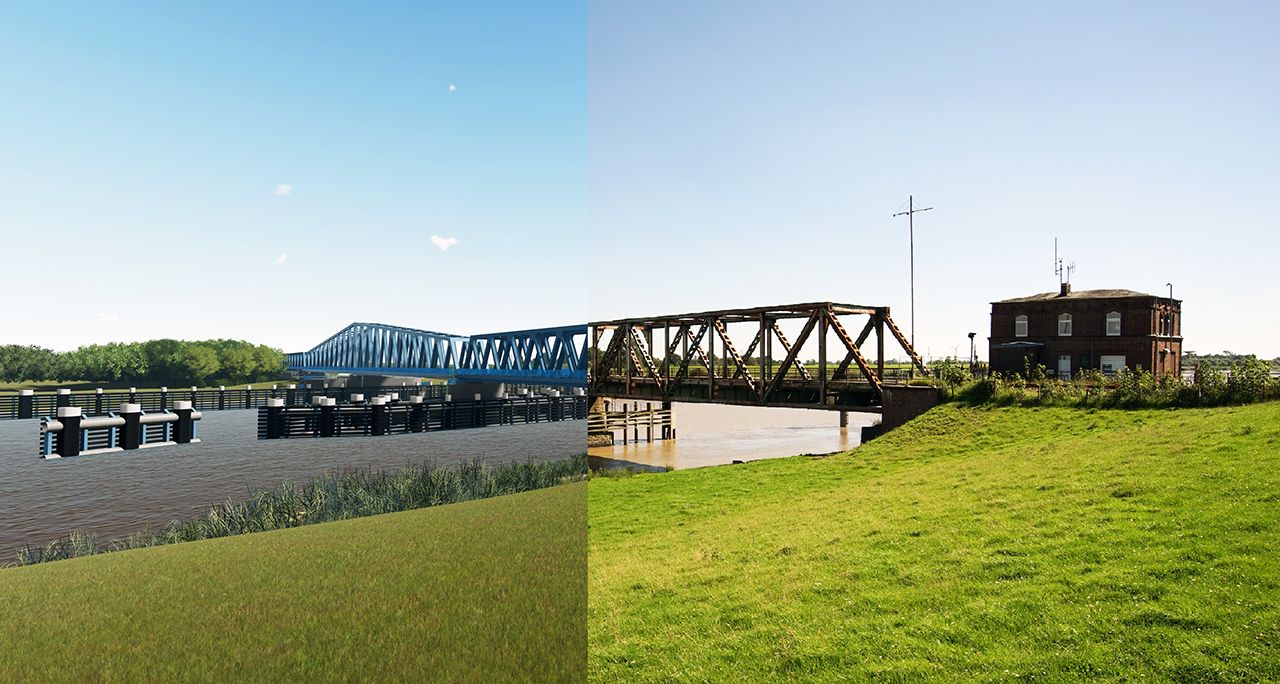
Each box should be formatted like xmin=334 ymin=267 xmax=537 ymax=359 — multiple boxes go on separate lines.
xmin=664 ymin=324 xmax=690 ymax=369
xmin=882 ymin=313 xmax=929 ymax=376
xmin=713 ymin=319 xmax=758 ymax=397
xmin=763 ymin=310 xmax=820 ymax=401
xmin=628 ymin=326 xmax=664 ymax=388
xmin=671 ymin=324 xmax=710 ymax=385
xmin=772 ymin=323 xmax=812 ymax=381
xmin=592 ymin=328 xmax=627 ymax=391
xmin=828 ymin=315 xmax=881 ymax=393
xmin=738 ymin=327 xmax=763 ymax=376
xmin=832 ymin=318 xmax=877 ymax=381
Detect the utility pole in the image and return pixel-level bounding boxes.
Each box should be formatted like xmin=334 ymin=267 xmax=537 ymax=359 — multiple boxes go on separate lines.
xmin=893 ymin=196 xmax=932 ymax=348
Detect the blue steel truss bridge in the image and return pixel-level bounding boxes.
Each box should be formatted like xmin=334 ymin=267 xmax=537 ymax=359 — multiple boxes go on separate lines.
xmin=287 ymin=322 xmax=588 ymax=387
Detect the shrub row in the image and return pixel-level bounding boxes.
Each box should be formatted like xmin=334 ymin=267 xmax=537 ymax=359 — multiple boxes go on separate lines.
xmin=929 ymin=356 xmax=1280 ymax=409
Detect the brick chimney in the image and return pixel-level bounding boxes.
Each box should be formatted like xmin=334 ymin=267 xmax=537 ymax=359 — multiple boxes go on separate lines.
xmin=1058 ymin=282 xmax=1072 ymax=297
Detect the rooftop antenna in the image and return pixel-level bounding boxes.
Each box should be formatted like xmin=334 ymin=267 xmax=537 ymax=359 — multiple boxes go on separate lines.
xmin=1054 ymin=238 xmax=1075 ymax=287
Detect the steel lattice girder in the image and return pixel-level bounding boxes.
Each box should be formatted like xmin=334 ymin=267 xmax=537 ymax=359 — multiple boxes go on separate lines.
xmin=460 ymin=325 xmax=588 ymax=374
xmin=588 ymin=302 xmax=928 ymax=408
xmin=287 ymin=323 xmax=466 ymax=375
xmin=287 ymin=322 xmax=588 ymax=386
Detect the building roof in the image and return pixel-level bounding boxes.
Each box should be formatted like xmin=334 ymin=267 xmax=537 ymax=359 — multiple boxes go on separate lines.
xmin=993 ymin=288 xmax=1171 ymax=304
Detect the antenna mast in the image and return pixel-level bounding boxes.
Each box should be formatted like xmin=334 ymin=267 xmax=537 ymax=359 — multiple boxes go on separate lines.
xmin=892 ymin=195 xmax=933 ymax=348
xmin=1054 ymin=238 xmax=1075 ymax=287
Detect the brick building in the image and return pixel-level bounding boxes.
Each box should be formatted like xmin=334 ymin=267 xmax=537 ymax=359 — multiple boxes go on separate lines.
xmin=989 ymin=284 xmax=1181 ymax=379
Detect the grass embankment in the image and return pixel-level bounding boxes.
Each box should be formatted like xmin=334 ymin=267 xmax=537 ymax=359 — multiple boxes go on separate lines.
xmin=589 ymin=403 xmax=1280 ymax=682
xmin=0 ymin=481 xmax=586 ymax=683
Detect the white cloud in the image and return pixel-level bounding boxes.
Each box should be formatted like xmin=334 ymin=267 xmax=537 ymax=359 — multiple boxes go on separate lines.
xmin=274 ymin=184 xmax=292 ymax=195
xmin=273 ymin=253 xmax=287 ymax=264
xmin=449 ymin=85 xmax=456 ymax=92
xmin=431 ymin=235 xmax=458 ymax=251
xmin=97 ymin=312 xmax=118 ymax=324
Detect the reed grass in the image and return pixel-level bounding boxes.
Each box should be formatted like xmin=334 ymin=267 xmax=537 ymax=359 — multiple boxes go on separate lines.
xmin=11 ymin=453 xmax=587 ymax=567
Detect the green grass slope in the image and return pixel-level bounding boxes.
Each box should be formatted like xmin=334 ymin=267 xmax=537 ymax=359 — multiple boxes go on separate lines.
xmin=0 ymin=482 xmax=586 ymax=683
xmin=588 ymin=404 xmax=1280 ymax=683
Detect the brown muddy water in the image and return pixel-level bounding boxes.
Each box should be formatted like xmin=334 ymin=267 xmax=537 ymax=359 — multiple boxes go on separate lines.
xmin=0 ymin=409 xmax=584 ymax=555
xmin=587 ymin=401 xmax=880 ymax=471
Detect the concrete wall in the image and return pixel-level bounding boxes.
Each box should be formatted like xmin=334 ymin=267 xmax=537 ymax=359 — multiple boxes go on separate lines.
xmin=881 ymin=386 xmax=939 ymax=431
xmin=860 ymin=386 xmax=939 ymax=442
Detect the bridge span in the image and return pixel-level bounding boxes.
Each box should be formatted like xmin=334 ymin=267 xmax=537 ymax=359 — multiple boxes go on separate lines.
xmin=589 ymin=302 xmax=930 ymax=411
xmin=288 ymin=322 xmax=588 ymax=387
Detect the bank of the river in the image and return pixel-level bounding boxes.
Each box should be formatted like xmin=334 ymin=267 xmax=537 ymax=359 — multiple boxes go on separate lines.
xmin=1 ymin=408 xmax=583 ymax=553
xmin=588 ymin=402 xmax=879 ymax=470
xmin=0 ymin=481 xmax=586 ymax=683
xmin=588 ymin=402 xmax=1280 ymax=682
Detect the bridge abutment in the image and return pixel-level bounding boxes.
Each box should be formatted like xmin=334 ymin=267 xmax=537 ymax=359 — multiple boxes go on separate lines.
xmin=861 ymin=385 xmax=938 ymax=442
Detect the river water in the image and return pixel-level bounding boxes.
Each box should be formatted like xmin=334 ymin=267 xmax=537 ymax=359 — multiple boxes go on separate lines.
xmin=0 ymin=410 xmax=584 ymax=555
xmin=587 ymin=401 xmax=879 ymax=471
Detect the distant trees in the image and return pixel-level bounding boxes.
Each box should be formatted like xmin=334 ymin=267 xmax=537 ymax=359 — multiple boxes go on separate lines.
xmin=176 ymin=345 xmax=220 ymax=384
xmin=1184 ymin=351 xmax=1280 ymax=371
xmin=220 ymin=347 xmax=257 ymax=383
xmin=253 ymin=344 xmax=285 ymax=379
xmin=141 ymin=339 xmax=184 ymax=382
xmin=65 ymin=343 xmax=148 ymax=382
xmin=0 ymin=345 xmax=61 ymax=382
xmin=0 ymin=339 xmax=287 ymax=386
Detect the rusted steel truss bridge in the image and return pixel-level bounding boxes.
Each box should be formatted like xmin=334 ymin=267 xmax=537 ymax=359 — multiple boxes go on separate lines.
xmin=589 ymin=302 xmax=928 ymax=411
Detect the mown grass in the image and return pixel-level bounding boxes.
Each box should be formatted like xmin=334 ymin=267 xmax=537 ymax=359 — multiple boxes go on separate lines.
xmin=588 ymin=402 xmax=1280 ymax=682
xmin=0 ymin=481 xmax=586 ymax=683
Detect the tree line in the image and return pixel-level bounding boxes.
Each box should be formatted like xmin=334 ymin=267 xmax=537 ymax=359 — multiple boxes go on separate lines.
xmin=0 ymin=339 xmax=287 ymax=387
xmin=1183 ymin=351 xmax=1280 ymax=370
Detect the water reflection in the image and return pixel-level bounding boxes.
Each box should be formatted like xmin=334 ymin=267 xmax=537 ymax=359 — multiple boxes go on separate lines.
xmin=587 ymin=402 xmax=878 ymax=471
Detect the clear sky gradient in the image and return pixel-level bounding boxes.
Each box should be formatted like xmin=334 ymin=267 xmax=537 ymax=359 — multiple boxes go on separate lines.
xmin=589 ymin=2 xmax=1280 ymax=361
xmin=1 ymin=2 xmax=585 ymax=353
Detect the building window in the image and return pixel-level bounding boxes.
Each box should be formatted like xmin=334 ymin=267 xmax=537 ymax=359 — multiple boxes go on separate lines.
xmin=1058 ymin=313 xmax=1072 ymax=336
xmin=1015 ymin=315 xmax=1028 ymax=338
xmin=1106 ymin=311 xmax=1121 ymax=336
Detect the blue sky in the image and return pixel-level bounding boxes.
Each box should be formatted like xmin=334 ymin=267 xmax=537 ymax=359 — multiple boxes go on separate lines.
xmin=589 ymin=2 xmax=1280 ymax=360
xmin=1 ymin=2 xmax=585 ymax=353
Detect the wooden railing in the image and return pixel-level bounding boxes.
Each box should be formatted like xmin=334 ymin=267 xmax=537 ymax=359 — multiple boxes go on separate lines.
xmin=587 ymin=407 xmax=673 ymax=445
